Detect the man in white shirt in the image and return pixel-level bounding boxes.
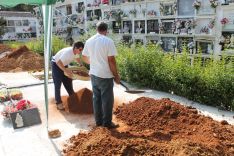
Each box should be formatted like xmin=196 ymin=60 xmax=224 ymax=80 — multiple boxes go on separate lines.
xmin=51 ymin=41 xmax=84 ymax=110
xmin=82 ymin=22 xmax=120 ymax=129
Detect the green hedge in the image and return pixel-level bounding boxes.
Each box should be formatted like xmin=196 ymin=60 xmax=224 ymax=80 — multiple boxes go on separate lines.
xmin=116 ymin=44 xmax=234 ymax=111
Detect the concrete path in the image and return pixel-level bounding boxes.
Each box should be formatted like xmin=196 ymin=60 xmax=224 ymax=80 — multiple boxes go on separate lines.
xmin=0 ymin=72 xmax=233 ymax=156
xmin=0 ymin=72 xmax=138 ymax=156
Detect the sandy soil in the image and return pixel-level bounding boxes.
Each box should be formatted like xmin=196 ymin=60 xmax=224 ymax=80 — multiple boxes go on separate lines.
xmin=0 ymin=45 xmax=44 ymax=72
xmin=62 ymin=88 xmax=93 ymax=114
xmin=63 ymin=97 xmax=234 ymax=156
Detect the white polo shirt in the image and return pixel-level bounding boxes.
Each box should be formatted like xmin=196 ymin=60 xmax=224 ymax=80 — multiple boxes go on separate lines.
xmin=53 ymin=47 xmax=74 ymax=66
xmin=82 ymin=33 xmax=117 ymax=78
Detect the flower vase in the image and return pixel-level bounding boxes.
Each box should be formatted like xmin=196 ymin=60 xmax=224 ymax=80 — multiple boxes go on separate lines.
xmin=209 ymin=29 xmax=213 ymax=35
xmin=188 ymin=29 xmax=194 ymax=35
xmin=195 ymin=8 xmax=199 ymax=15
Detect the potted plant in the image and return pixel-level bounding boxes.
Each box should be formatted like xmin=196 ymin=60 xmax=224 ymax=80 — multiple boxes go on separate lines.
xmin=208 ymin=19 xmax=215 ymax=29
xmin=193 ymin=0 xmax=201 ymax=10
xmin=209 ymin=0 xmax=219 ymax=9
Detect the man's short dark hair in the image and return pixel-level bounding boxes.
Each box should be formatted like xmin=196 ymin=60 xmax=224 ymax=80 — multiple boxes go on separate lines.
xmin=73 ymin=41 xmax=84 ymax=50
xmin=96 ymin=21 xmax=108 ymax=32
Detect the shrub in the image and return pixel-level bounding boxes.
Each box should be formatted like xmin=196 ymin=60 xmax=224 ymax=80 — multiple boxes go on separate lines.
xmin=116 ymin=43 xmax=234 ymax=111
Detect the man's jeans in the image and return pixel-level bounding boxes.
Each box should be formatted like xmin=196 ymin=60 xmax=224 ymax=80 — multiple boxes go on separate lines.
xmin=91 ymin=75 xmax=114 ymax=126
xmin=51 ymin=61 xmax=74 ymax=104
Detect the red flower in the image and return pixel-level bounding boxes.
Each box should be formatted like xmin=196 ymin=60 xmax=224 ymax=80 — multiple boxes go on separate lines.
xmin=16 ymin=100 xmax=32 ymax=111
xmin=221 ymin=18 xmax=229 ymax=25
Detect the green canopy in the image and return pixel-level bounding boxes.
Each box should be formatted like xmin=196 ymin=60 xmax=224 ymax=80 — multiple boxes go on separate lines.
xmin=0 ymin=0 xmax=59 ymax=6
xmin=1 ymin=0 xmax=63 ymax=129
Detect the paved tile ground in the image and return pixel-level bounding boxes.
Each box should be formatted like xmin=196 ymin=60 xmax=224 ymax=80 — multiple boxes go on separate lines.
xmin=0 ymin=72 xmax=233 ymax=156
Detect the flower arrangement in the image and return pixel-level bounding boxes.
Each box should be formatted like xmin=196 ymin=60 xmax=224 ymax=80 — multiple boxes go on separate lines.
xmin=121 ymin=13 xmax=128 ymax=19
xmin=193 ymin=0 xmax=201 ymax=10
xmin=129 ymin=9 xmax=137 ymax=17
xmin=209 ymin=0 xmax=219 ymax=8
xmin=208 ymin=19 xmax=215 ymax=29
xmin=0 ymin=90 xmax=8 ymax=102
xmin=190 ymin=19 xmax=197 ymax=28
xmin=200 ymin=26 xmax=209 ymax=34
xmin=159 ymin=23 xmax=164 ymax=34
xmin=142 ymin=9 xmax=146 ymax=16
xmin=91 ymin=15 xmax=98 ymax=20
xmin=104 ymin=11 xmax=110 ymax=20
xmin=175 ymin=20 xmax=181 ymax=28
xmin=171 ymin=22 xmax=176 ymax=33
xmin=147 ymin=10 xmax=157 ymax=16
xmin=221 ymin=18 xmax=229 ymax=25
xmin=0 ymin=88 xmax=22 ymax=102
xmin=159 ymin=3 xmax=164 ymax=15
xmin=172 ymin=2 xmax=177 ymax=14
xmin=1 ymin=99 xmax=36 ymax=118
xmin=110 ymin=9 xmax=123 ymax=23
xmin=185 ymin=20 xmax=192 ymax=28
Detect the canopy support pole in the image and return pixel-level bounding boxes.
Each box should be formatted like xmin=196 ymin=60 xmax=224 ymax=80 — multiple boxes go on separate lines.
xmin=42 ymin=4 xmax=53 ymax=130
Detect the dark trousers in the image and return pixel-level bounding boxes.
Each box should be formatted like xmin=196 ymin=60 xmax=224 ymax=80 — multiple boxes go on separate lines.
xmin=91 ymin=75 xmax=114 ymax=126
xmin=51 ymin=61 xmax=74 ymax=104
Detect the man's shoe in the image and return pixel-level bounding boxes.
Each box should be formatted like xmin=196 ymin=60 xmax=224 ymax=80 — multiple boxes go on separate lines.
xmin=103 ymin=122 xmax=119 ymax=129
xmin=57 ymin=103 xmax=65 ymax=110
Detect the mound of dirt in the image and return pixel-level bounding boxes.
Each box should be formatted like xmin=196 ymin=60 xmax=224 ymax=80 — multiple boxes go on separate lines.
xmin=63 ymin=97 xmax=234 ymax=156
xmin=0 ymin=45 xmax=44 ymax=72
xmin=63 ymin=88 xmax=93 ymax=114
xmin=7 ymin=45 xmax=29 ymax=58
xmin=0 ymin=44 xmax=11 ymax=54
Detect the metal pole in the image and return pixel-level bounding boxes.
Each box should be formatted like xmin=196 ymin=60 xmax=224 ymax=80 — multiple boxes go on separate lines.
xmin=42 ymin=4 xmax=53 ymax=130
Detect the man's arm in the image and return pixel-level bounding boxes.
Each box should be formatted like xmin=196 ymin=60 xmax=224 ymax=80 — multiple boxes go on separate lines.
xmin=56 ymin=60 xmax=73 ymax=78
xmin=108 ymin=56 xmax=120 ymax=84
xmin=82 ymin=55 xmax=90 ymax=64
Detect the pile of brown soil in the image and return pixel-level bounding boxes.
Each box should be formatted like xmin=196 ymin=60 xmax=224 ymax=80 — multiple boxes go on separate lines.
xmin=63 ymin=88 xmax=93 ymax=114
xmin=0 ymin=45 xmax=44 ymax=72
xmin=63 ymin=97 xmax=234 ymax=156
xmin=0 ymin=44 xmax=11 ymax=53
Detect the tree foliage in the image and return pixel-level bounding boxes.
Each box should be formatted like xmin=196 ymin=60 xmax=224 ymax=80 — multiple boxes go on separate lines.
xmin=0 ymin=4 xmax=36 ymax=12
xmin=0 ymin=17 xmax=7 ymax=39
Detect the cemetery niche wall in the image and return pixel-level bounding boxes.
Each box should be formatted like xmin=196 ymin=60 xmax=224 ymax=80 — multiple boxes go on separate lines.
xmin=39 ymin=0 xmax=234 ymax=56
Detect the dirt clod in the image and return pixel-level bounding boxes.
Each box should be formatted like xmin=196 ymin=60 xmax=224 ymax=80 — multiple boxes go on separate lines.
xmin=48 ymin=129 xmax=61 ymax=138
xmin=220 ymin=120 xmax=229 ymax=125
